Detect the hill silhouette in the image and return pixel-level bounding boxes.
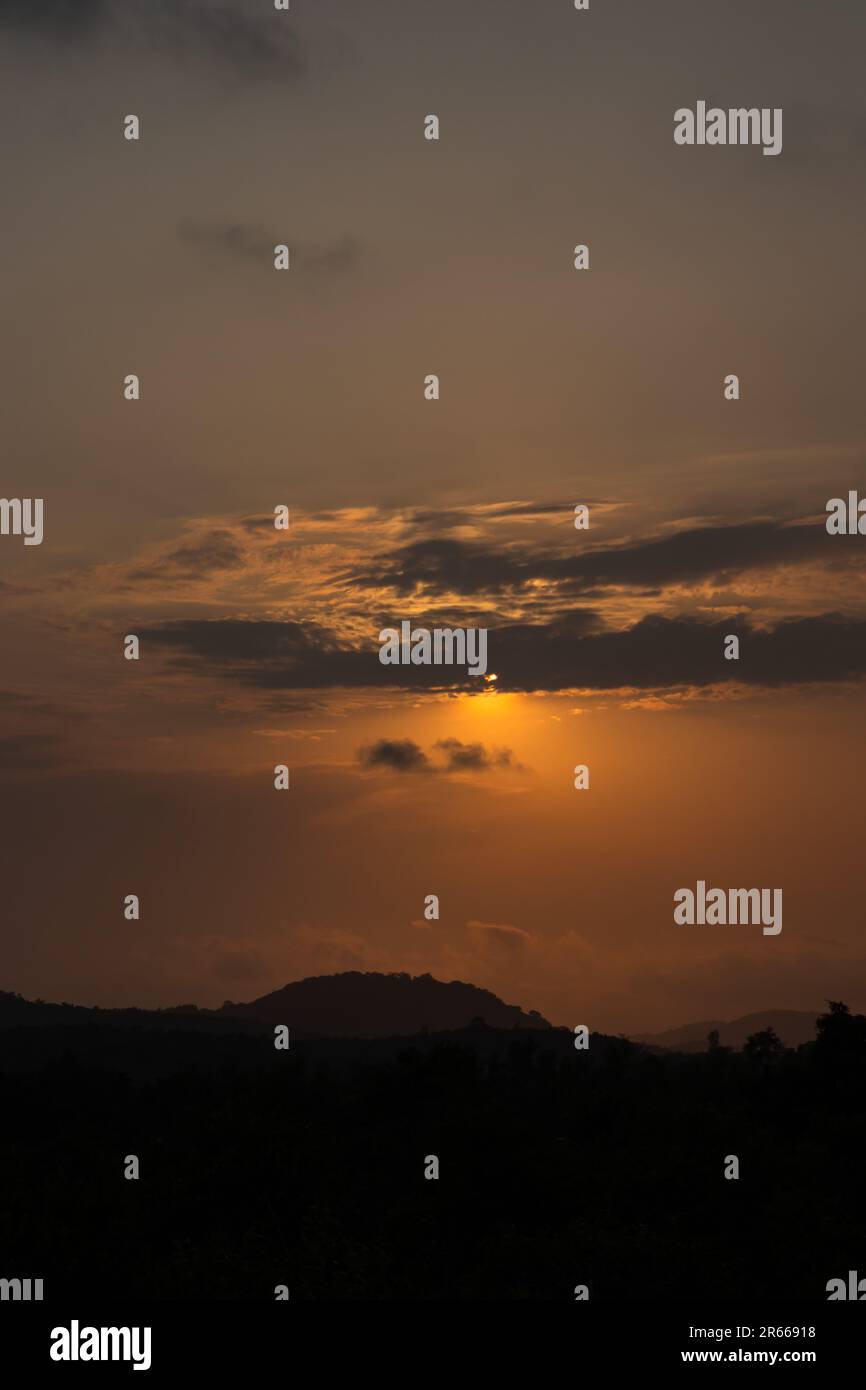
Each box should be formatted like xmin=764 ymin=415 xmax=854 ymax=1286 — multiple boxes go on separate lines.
xmin=632 ymin=1009 xmax=819 ymax=1052
xmin=218 ymin=970 xmax=552 ymax=1037
xmin=0 ymin=971 xmax=550 ymax=1040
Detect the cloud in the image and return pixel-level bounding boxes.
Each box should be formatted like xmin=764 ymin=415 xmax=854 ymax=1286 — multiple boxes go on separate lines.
xmin=358 ymin=739 xmax=431 ymax=774
xmin=140 ymin=610 xmax=866 ymax=696
xmin=178 ymin=221 xmax=362 ymax=273
xmin=177 ymin=220 xmax=277 ymax=263
xmin=294 ymin=925 xmax=378 ymax=973
xmin=141 ymin=0 xmax=304 ymax=80
xmin=467 ymin=920 xmax=534 ymax=952
xmin=129 ymin=530 xmax=244 ymax=581
xmin=487 ymin=612 xmax=866 ymax=693
xmin=0 ymin=0 xmax=305 ymax=80
xmin=141 ymin=618 xmax=484 ymax=691
xmin=433 ymin=739 xmax=514 ymax=772
xmin=358 ymin=738 xmax=517 ymax=775
xmin=348 ymin=520 xmax=842 ymax=599
xmin=144 ymin=618 xmax=363 ymax=677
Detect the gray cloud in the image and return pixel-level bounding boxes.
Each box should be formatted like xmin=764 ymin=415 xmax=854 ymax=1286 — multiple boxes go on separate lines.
xmin=347 ymin=520 xmax=844 ymax=599
xmin=487 ymin=611 xmax=866 ymax=693
xmin=358 ymin=737 xmax=517 ymax=775
xmin=0 ymin=0 xmax=304 ymax=80
xmin=358 ymin=739 xmax=431 ymax=774
xmin=129 ymin=530 xmax=244 ymax=582
xmin=177 ymin=220 xmax=277 ymax=263
xmin=405 ymin=500 xmax=612 ymax=532
xmin=434 ymin=739 xmax=513 ymax=772
xmin=140 ymin=0 xmax=303 ymax=79
xmin=178 ymin=221 xmax=362 ymax=273
xmin=141 ymin=610 xmax=866 ymax=694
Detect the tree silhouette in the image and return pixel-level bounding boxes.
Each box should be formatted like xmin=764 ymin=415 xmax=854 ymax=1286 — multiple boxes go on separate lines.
xmin=816 ymin=1000 xmax=866 ymax=1063
xmin=743 ymin=1026 xmax=785 ymax=1065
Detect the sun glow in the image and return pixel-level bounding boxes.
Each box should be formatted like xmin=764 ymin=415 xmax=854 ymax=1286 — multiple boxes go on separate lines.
xmin=458 ymin=681 xmax=518 ymax=718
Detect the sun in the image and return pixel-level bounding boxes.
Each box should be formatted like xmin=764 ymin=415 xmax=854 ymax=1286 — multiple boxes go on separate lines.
xmin=456 ymin=677 xmax=519 ymax=719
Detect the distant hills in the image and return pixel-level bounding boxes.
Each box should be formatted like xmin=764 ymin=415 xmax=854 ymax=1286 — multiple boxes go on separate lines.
xmin=631 ymin=1009 xmax=820 ymax=1052
xmin=0 ymin=978 xmax=824 ymax=1051
xmin=218 ymin=970 xmax=552 ymax=1037
xmin=0 ymin=971 xmax=550 ymax=1040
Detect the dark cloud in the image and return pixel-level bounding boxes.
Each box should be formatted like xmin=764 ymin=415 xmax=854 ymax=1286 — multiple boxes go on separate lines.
xmin=0 ymin=1 xmax=304 ymax=80
xmin=241 ymin=513 xmax=282 ymax=532
xmin=178 ymin=220 xmax=276 ymax=263
xmin=129 ymin=530 xmax=243 ymax=581
xmin=141 ymin=0 xmax=303 ymax=80
xmin=358 ymin=738 xmax=517 ymax=775
xmin=178 ymin=221 xmax=362 ymax=274
xmin=142 ymin=618 xmax=484 ymax=691
xmin=145 ymin=618 xmax=347 ymax=667
xmin=405 ymin=500 xmax=609 ymax=532
xmin=347 ymin=521 xmax=842 ymax=598
xmin=358 ymin=739 xmax=431 ymax=774
xmin=349 ymin=538 xmax=532 ymax=596
xmin=434 ymin=739 xmax=513 ymax=772
xmin=0 ymin=733 xmax=70 ymax=772
xmin=141 ymin=610 xmax=866 ymax=695
xmin=488 ymin=612 xmax=866 ymax=693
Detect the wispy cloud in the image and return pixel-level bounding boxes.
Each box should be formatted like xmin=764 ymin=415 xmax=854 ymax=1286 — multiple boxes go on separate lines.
xmin=0 ymin=0 xmax=305 ymax=81
xmin=178 ymin=221 xmax=363 ymax=273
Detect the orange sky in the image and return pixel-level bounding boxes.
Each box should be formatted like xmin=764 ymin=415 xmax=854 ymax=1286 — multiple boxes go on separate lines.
xmin=2 ymin=0 xmax=865 ymax=1031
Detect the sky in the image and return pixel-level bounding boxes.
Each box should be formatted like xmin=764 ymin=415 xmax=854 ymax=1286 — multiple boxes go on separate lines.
xmin=1 ymin=0 xmax=865 ymax=1033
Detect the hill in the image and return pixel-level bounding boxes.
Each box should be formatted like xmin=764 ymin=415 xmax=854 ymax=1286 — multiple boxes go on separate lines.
xmin=631 ymin=1009 xmax=819 ymax=1052
xmin=218 ymin=970 xmax=551 ymax=1037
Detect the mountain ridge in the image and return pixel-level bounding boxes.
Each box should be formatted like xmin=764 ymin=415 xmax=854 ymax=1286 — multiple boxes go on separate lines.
xmin=631 ymin=1009 xmax=820 ymax=1052
xmin=217 ymin=969 xmax=551 ymax=1037
xmin=0 ymin=971 xmax=551 ymax=1038
xmin=0 ymin=977 xmax=826 ymax=1049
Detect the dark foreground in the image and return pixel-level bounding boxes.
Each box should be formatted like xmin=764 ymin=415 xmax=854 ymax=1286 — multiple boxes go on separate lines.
xmin=1 ymin=1003 xmax=864 ymax=1301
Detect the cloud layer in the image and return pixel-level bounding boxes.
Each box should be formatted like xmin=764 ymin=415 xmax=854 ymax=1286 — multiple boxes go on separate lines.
xmin=0 ymin=0 xmax=305 ymax=79
xmin=141 ymin=610 xmax=866 ymax=694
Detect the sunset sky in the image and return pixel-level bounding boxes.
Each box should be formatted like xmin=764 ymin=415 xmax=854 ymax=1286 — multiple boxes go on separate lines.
xmin=2 ymin=0 xmax=865 ymax=1033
